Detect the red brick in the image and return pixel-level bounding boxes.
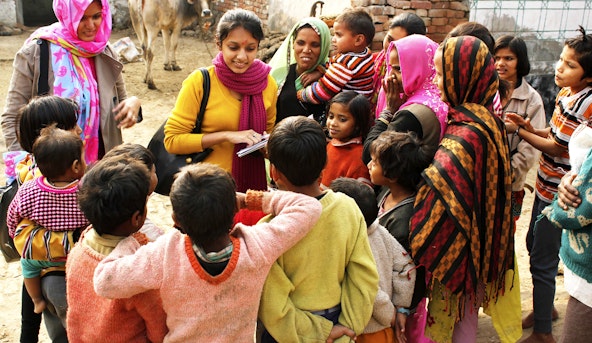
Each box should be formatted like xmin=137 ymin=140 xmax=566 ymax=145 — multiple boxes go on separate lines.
xmin=416 ymin=8 xmax=428 ymax=17
xmin=428 ymin=8 xmax=447 ymax=17
xmin=386 ymin=0 xmax=411 ymax=9
xmin=432 ymin=17 xmax=448 ymax=26
xmin=431 ymin=2 xmax=450 ymax=9
xmin=450 ymin=2 xmax=470 ymax=11
xmin=410 ymin=0 xmax=432 ymax=10
xmin=367 ymin=5 xmax=385 ymax=15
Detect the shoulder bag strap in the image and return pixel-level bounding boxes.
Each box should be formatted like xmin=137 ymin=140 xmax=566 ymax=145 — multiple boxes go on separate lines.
xmin=192 ymin=67 xmax=210 ymax=134
xmin=37 ymin=39 xmax=50 ymax=96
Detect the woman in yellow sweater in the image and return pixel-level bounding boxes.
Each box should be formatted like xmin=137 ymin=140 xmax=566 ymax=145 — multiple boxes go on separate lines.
xmin=164 ymin=9 xmax=277 ymax=192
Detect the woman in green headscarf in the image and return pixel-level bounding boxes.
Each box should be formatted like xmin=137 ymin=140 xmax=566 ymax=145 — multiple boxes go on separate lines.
xmin=269 ymin=17 xmax=331 ymax=125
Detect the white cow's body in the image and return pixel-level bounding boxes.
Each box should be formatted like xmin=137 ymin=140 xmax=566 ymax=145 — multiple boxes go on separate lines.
xmin=129 ymin=0 xmax=211 ymax=89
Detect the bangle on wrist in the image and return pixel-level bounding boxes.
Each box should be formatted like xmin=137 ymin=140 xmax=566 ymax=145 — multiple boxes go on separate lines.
xmin=396 ymin=307 xmax=411 ymax=316
xmin=515 ymin=126 xmax=520 ymax=135
xmin=380 ymin=109 xmax=394 ymax=122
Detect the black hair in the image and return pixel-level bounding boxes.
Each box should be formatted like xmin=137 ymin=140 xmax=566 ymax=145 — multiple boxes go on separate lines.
xmin=448 ymin=22 xmax=495 ymax=52
xmin=103 ymin=143 xmax=155 ymax=171
xmin=216 ymin=9 xmax=264 ymax=45
xmin=494 ymin=35 xmax=531 ymax=80
xmin=335 ymin=8 xmax=375 ymax=47
xmin=327 ymin=91 xmax=372 ymax=140
xmin=267 ymin=116 xmax=327 ymax=187
xmin=329 ymin=177 xmax=378 ymax=226
xmin=17 ymin=95 xmax=79 ymax=153
xmin=78 ymin=156 xmax=150 ymax=235
xmin=565 ymin=26 xmax=592 ymax=82
xmin=370 ymin=130 xmax=432 ymax=191
xmin=390 ymin=12 xmax=426 ymax=35
xmin=170 ymin=163 xmax=237 ymax=244
xmin=33 ymin=124 xmax=83 ymax=181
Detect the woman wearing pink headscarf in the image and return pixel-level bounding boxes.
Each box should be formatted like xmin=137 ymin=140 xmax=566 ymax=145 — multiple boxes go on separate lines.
xmin=1 ymin=1 xmax=141 ymax=341
xmin=363 ymin=34 xmax=448 ymax=164
xmin=2 ymin=0 xmax=141 ymax=164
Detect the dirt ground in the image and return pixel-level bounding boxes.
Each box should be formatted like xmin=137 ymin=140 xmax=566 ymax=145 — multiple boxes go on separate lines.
xmin=0 ymin=29 xmax=568 ymax=342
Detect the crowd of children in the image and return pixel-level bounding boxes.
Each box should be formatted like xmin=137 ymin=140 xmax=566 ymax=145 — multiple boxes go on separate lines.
xmin=1 ymin=3 xmax=592 ymax=343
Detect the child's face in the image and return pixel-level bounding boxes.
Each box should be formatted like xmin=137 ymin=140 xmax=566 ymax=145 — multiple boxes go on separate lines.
xmin=76 ymin=148 xmax=87 ymax=179
xmin=555 ymin=45 xmax=592 ymax=93
xmin=149 ymin=165 xmax=158 ymax=195
xmin=218 ymin=27 xmax=259 ymax=74
xmin=332 ymin=21 xmax=362 ymax=54
xmin=433 ymin=49 xmax=446 ymax=102
xmin=367 ymin=154 xmax=387 ymax=186
xmin=494 ymin=47 xmax=518 ymax=84
xmin=326 ymin=102 xmax=356 ymax=142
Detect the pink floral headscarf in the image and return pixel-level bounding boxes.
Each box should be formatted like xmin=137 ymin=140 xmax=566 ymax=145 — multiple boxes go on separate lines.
xmin=28 ymin=0 xmax=112 ymax=163
xmin=32 ymin=0 xmax=112 ymax=54
xmin=376 ymin=34 xmax=448 ymax=139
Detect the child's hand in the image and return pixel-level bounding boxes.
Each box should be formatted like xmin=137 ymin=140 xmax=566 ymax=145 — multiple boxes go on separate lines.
xmin=394 ymin=312 xmax=408 ymax=343
xmin=326 ymin=324 xmax=356 ymax=343
xmin=301 ymin=70 xmax=323 ymax=87
xmin=505 ymin=113 xmax=534 ymax=133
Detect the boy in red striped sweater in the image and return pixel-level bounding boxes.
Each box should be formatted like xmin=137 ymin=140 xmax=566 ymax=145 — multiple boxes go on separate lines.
xmin=297 ymin=8 xmax=375 ymax=104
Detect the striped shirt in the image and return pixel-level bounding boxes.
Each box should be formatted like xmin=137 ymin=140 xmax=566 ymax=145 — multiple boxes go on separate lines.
xmin=297 ymin=48 xmax=374 ymax=104
xmin=7 ymin=176 xmax=89 ymax=237
xmin=536 ymin=86 xmax=592 ymax=202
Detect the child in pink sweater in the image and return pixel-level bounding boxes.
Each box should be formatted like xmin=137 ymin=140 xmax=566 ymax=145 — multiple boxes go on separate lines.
xmin=93 ymin=163 xmax=322 ymax=342
xmin=67 ymin=154 xmax=167 ymax=343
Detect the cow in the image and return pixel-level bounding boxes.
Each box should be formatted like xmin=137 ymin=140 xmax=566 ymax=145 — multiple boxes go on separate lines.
xmin=128 ymin=0 xmax=212 ymax=89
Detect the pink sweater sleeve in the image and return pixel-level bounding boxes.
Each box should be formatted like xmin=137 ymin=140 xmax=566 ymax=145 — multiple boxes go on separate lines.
xmin=93 ymin=232 xmax=171 ymax=299
xmin=234 ymin=190 xmax=322 ymax=264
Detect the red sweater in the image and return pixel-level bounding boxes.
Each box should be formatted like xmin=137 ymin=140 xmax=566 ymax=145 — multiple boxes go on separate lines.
xmin=321 ymin=137 xmax=371 ymax=188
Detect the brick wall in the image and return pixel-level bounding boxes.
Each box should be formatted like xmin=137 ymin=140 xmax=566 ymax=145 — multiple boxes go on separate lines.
xmin=212 ymin=0 xmax=269 ymax=24
xmin=211 ymin=0 xmax=468 ymax=47
xmin=351 ymin=0 xmax=470 ymax=48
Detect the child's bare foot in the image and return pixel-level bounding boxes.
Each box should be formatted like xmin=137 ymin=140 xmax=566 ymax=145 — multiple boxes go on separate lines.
xmin=32 ymin=298 xmax=47 ymax=314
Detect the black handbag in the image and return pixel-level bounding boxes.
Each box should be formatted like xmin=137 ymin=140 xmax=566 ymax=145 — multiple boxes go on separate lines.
xmin=148 ymin=68 xmax=212 ymax=195
xmin=0 ymin=180 xmax=20 ymax=263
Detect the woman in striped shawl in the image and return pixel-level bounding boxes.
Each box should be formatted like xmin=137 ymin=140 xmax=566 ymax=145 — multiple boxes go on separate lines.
xmin=410 ymin=36 xmax=517 ymax=342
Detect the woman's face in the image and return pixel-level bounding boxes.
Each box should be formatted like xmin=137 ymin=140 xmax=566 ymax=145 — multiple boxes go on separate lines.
xmin=387 ymin=46 xmax=403 ymax=90
xmin=77 ymin=1 xmax=103 ymax=42
xmin=382 ymin=26 xmax=407 ymax=52
xmin=219 ymin=27 xmax=259 ymax=74
xmin=293 ymin=27 xmax=321 ymax=74
xmin=494 ymin=47 xmax=518 ymax=84
xmin=433 ymin=49 xmax=446 ymax=102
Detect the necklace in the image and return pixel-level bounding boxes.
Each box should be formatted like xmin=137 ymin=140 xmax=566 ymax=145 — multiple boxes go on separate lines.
xmin=46 ymin=179 xmax=78 ymax=189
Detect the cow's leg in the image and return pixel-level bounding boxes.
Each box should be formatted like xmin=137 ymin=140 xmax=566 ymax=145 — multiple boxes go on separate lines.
xmin=168 ymin=26 xmax=182 ymax=71
xmin=144 ymin=26 xmax=160 ymax=89
xmin=162 ymin=29 xmax=175 ymax=71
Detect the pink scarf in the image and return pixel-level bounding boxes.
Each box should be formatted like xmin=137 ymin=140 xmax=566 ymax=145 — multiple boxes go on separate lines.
xmin=29 ymin=0 xmax=112 ymax=163
xmin=375 ymin=35 xmax=448 ymax=139
xmin=213 ymin=52 xmax=271 ymax=192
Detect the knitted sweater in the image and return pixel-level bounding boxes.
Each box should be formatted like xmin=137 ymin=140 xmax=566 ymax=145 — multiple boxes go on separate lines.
xmin=7 ymin=176 xmax=88 ymax=238
xmin=321 ymin=137 xmax=371 ymax=189
xmin=363 ymin=220 xmax=415 ymax=334
xmin=94 ymin=190 xmax=322 ymax=342
xmin=66 ymin=229 xmax=168 ymax=343
xmin=259 ymin=190 xmax=379 ymax=342
xmin=536 ymin=86 xmax=592 ymax=202
xmin=297 ymin=48 xmax=374 ymax=104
